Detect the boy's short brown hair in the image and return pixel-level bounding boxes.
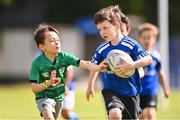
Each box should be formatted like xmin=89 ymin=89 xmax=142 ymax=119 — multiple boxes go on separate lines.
xmin=93 ymin=5 xmax=122 ymax=25
xmin=138 ymin=23 xmax=159 ymax=37
xmin=33 ymin=23 xmax=59 ymax=47
xmin=120 ymin=12 xmax=131 ymax=33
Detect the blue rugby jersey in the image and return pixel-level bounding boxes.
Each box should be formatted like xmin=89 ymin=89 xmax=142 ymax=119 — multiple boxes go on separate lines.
xmin=140 ymin=50 xmax=161 ymax=95
xmin=91 ymin=36 xmax=149 ymax=96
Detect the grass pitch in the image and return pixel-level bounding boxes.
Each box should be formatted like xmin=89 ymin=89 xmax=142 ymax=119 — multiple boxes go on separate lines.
xmin=0 ymin=83 xmax=180 ymax=120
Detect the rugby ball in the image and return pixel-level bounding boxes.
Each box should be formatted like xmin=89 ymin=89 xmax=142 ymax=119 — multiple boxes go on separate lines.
xmin=107 ymin=49 xmax=135 ymax=78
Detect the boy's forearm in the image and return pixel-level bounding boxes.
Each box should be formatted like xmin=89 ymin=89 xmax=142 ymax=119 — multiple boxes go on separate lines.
xmin=31 ymin=81 xmax=51 ymax=93
xmin=133 ymin=55 xmax=153 ymax=68
xmin=158 ymin=71 xmax=169 ymax=91
xmin=79 ymin=60 xmax=99 ymax=72
xmin=79 ymin=60 xmax=90 ymax=70
xmin=88 ymin=71 xmax=99 ymax=88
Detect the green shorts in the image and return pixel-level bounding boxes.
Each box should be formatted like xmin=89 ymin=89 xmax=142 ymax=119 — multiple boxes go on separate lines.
xmin=36 ymin=98 xmax=63 ymax=118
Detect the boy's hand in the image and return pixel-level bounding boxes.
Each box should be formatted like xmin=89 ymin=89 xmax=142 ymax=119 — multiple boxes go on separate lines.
xmin=98 ymin=59 xmax=108 ymax=72
xmin=48 ymin=77 xmax=61 ymax=86
xmin=164 ymin=89 xmax=170 ymax=99
xmin=86 ymin=85 xmax=95 ymax=101
xmin=52 ymin=77 xmax=61 ymax=85
xmin=112 ymin=61 xmax=134 ymax=75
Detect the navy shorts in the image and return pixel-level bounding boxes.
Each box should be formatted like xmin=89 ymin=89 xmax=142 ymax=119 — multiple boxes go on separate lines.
xmin=140 ymin=95 xmax=157 ymax=110
xmin=102 ymin=89 xmax=139 ymax=119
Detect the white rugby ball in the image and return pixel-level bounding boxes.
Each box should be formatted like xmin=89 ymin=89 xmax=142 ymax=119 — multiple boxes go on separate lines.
xmin=107 ymin=49 xmax=135 ymax=78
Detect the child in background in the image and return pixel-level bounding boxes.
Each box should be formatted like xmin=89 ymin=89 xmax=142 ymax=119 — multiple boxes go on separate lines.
xmin=61 ymin=66 xmax=79 ymax=120
xmin=86 ymin=5 xmax=152 ymax=120
xmin=138 ymin=23 xmax=170 ymax=120
xmin=29 ymin=24 xmax=107 ymax=120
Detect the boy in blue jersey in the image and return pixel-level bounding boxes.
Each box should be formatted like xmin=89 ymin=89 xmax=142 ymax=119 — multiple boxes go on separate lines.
xmin=138 ymin=23 xmax=170 ymax=120
xmin=29 ymin=24 xmax=107 ymax=120
xmin=99 ymin=12 xmax=132 ymax=89
xmin=87 ymin=12 xmax=144 ymax=91
xmin=86 ymin=5 xmax=153 ymax=120
xmin=98 ymin=12 xmax=144 ymax=88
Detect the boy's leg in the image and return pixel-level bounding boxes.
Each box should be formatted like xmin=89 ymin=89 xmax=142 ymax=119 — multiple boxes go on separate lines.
xmin=53 ymin=100 xmax=63 ymax=120
xmin=42 ymin=107 xmax=54 ymax=120
xmin=108 ymin=108 xmax=122 ymax=120
xmin=36 ymin=98 xmax=56 ymax=120
xmin=102 ymin=89 xmax=124 ymax=120
xmin=139 ymin=95 xmax=157 ymax=120
xmin=120 ymin=95 xmax=139 ymax=119
xmin=61 ymin=90 xmax=79 ymax=119
xmin=141 ymin=107 xmax=156 ymax=120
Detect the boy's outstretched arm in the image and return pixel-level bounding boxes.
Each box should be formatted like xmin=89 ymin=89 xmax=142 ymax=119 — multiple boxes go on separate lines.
xmin=79 ymin=59 xmax=108 ymax=72
xmin=86 ymin=71 xmax=99 ymax=101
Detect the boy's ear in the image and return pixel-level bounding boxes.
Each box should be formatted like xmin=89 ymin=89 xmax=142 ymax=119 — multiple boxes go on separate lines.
xmin=115 ymin=22 xmax=121 ymax=29
xmin=39 ymin=44 xmax=45 ymax=51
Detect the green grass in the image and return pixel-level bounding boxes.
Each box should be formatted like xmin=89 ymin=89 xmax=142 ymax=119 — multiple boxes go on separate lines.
xmin=156 ymin=90 xmax=180 ymax=119
xmin=74 ymin=89 xmax=106 ymax=120
xmin=0 ymin=83 xmax=180 ymax=120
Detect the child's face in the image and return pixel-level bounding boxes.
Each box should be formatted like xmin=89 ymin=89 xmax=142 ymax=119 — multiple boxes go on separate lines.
xmin=40 ymin=31 xmax=61 ymax=54
xmin=139 ymin=30 xmax=156 ymax=51
xmin=96 ymin=20 xmax=119 ymax=42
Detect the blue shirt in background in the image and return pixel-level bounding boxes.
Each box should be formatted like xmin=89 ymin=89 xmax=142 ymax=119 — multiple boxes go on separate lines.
xmin=140 ymin=50 xmax=161 ymax=95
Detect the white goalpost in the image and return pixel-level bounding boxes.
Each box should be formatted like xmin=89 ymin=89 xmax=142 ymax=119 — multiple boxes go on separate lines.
xmin=158 ymin=0 xmax=169 ymax=109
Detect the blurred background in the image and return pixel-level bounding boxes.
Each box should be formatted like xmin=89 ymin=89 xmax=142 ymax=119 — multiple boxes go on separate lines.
xmin=0 ymin=0 xmax=180 ymax=119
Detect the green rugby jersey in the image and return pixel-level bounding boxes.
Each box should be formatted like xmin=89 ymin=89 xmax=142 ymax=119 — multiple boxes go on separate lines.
xmin=29 ymin=52 xmax=80 ymax=101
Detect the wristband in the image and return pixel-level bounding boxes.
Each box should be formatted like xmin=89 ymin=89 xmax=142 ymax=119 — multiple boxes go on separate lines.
xmin=44 ymin=80 xmax=49 ymax=88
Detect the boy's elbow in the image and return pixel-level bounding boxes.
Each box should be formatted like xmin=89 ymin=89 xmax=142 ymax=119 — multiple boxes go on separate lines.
xmin=148 ymin=55 xmax=153 ymax=64
xmin=31 ymin=87 xmax=37 ymax=94
xmin=31 ymin=83 xmax=38 ymax=94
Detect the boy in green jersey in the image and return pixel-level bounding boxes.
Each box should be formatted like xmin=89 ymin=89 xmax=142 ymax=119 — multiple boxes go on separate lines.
xmin=29 ymin=24 xmax=107 ymax=120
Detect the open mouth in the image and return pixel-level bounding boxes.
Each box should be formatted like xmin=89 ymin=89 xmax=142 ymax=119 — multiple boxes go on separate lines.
xmin=56 ymin=47 xmax=60 ymax=51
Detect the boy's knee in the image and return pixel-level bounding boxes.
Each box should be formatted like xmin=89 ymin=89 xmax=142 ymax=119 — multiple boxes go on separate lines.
xmin=109 ymin=108 xmax=122 ymax=120
xmin=142 ymin=107 xmax=156 ymax=119
xmin=42 ymin=108 xmax=54 ymax=120
xmin=147 ymin=108 xmax=156 ymax=118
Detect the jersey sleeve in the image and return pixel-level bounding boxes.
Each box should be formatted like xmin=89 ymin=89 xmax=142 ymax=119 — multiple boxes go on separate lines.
xmin=91 ymin=50 xmax=104 ymax=65
xmin=131 ymin=40 xmax=149 ymax=61
xmin=29 ymin=61 xmax=40 ymax=83
xmin=155 ymin=58 xmax=161 ymax=72
xmin=152 ymin=50 xmax=162 ymax=72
